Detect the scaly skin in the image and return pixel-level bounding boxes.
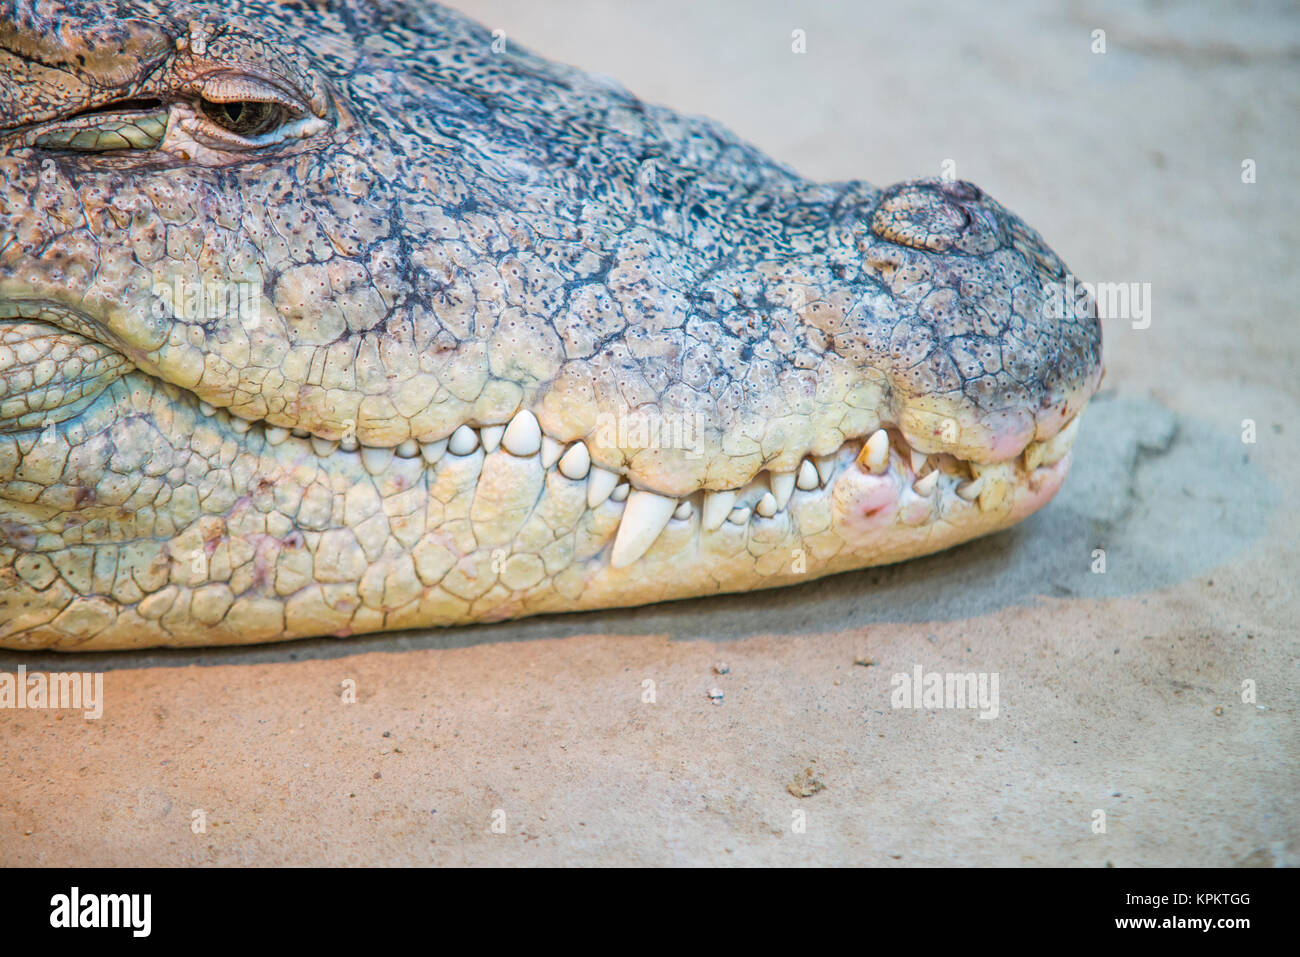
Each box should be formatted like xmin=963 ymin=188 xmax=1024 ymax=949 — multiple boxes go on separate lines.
xmin=0 ymin=1 xmax=1102 ymax=650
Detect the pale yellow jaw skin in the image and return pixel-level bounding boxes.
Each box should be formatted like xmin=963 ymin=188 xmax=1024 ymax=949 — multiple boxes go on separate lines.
xmin=0 ymin=357 xmax=1082 ymax=651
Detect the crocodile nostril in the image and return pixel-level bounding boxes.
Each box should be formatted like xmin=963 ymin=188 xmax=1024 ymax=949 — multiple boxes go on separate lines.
xmin=869 ymin=179 xmax=1005 ymax=255
xmin=870 ymin=188 xmax=961 ymax=252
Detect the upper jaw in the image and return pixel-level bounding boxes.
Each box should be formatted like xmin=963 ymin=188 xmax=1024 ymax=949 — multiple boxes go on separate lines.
xmin=0 ymin=187 xmax=1102 ymax=508
xmin=1 ymin=21 xmax=1101 ymax=505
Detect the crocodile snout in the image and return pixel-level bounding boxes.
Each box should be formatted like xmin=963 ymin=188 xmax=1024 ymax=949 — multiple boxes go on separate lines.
xmin=850 ymin=177 xmax=1102 ymax=464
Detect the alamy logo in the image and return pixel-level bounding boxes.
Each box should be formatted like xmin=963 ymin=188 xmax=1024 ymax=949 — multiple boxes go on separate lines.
xmin=890 ymin=665 xmax=1000 ymax=719
xmin=1043 ymin=273 xmax=1152 ymax=330
xmin=0 ymin=665 xmax=103 ymax=719
xmin=49 ymin=887 xmax=151 ymax=937
xmin=591 ymin=405 xmax=708 ymax=458
xmin=151 ymin=276 xmax=260 ymax=323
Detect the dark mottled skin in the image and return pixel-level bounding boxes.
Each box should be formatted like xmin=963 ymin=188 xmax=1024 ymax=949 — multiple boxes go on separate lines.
xmin=0 ymin=0 xmax=1102 ymax=649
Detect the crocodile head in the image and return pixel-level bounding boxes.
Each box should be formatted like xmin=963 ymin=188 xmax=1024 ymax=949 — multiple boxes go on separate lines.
xmin=0 ymin=0 xmax=1102 ymax=649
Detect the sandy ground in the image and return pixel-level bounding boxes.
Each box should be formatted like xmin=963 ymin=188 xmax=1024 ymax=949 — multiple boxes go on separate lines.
xmin=2 ymin=0 xmax=1297 ymax=866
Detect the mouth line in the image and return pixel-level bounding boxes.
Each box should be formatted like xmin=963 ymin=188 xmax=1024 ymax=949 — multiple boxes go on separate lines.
xmin=180 ymin=387 xmax=1076 ymax=561
xmin=1 ymin=299 xmax=1082 ymax=566
xmin=176 ymin=375 xmax=1080 ymax=498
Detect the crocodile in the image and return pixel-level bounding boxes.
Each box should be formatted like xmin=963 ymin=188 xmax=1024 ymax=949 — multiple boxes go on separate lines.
xmin=0 ymin=0 xmax=1102 ymax=650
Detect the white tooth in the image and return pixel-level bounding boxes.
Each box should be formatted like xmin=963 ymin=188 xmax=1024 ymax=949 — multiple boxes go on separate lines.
xmin=610 ymin=481 xmax=630 ymax=502
xmin=727 ymin=505 xmax=752 ymax=524
xmin=673 ymin=501 xmax=693 ymax=520
xmin=540 ymin=435 xmax=564 ymax=468
xmin=502 ymin=410 xmax=541 ymax=456
xmin=339 ymin=435 xmax=359 ymax=452
xmin=956 ymin=475 xmax=985 ymax=501
xmin=587 ymin=466 xmax=618 ymax=508
xmin=912 ymin=471 xmax=940 ymax=496
xmin=230 ymin=416 xmax=251 ymax=434
xmin=448 ymin=425 xmax=479 ymax=455
xmin=755 ymin=491 xmax=778 ymax=517
xmin=610 ymin=490 xmax=677 ymax=568
xmin=859 ymin=429 xmax=890 ymax=474
xmin=1041 ymin=416 xmax=1080 ymax=466
xmin=311 ymin=436 xmax=339 ymax=457
xmin=910 ymin=449 xmax=928 ymax=474
xmin=480 ymin=424 xmax=505 ymax=453
xmin=796 ymin=459 xmax=820 ymax=490
xmin=291 ymin=427 xmax=310 ymax=438
xmin=814 ymin=454 xmax=837 ymax=486
xmin=559 ymin=442 xmax=591 ymax=480
xmin=702 ymin=490 xmax=738 ymax=530
xmin=420 ymin=438 xmax=448 ymax=464
xmin=1023 ymin=441 xmax=1045 ymax=472
xmin=361 ymin=446 xmax=394 ymax=475
xmin=199 ymin=401 xmax=216 ymax=416
xmin=770 ymin=472 xmax=796 ymax=509
xmin=265 ymin=426 xmax=290 ymax=446
xmin=396 ymin=438 xmax=420 ymax=458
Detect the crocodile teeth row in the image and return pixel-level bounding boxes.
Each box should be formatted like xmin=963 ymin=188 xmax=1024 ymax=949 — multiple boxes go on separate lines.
xmin=190 ymin=399 xmax=1080 ymax=566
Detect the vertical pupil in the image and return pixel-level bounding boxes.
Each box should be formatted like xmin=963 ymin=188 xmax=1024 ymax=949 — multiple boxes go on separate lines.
xmin=196 ymin=96 xmax=289 ymax=137
xmin=200 ymin=99 xmax=279 ymax=136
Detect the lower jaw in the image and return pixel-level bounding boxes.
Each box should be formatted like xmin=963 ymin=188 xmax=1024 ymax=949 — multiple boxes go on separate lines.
xmin=0 ymin=372 xmax=1079 ymax=651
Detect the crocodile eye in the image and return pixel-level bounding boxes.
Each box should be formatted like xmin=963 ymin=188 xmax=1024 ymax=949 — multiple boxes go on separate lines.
xmin=199 ymin=98 xmax=284 ymax=138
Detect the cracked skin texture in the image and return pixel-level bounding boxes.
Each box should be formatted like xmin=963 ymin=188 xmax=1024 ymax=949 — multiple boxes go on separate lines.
xmin=0 ymin=0 xmax=1102 ymax=650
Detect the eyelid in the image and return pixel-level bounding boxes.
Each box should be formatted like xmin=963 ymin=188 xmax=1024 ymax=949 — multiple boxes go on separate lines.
xmin=177 ymin=107 xmax=328 ymax=151
xmin=177 ymin=107 xmax=277 ymax=150
xmin=195 ymin=71 xmax=310 ymax=116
